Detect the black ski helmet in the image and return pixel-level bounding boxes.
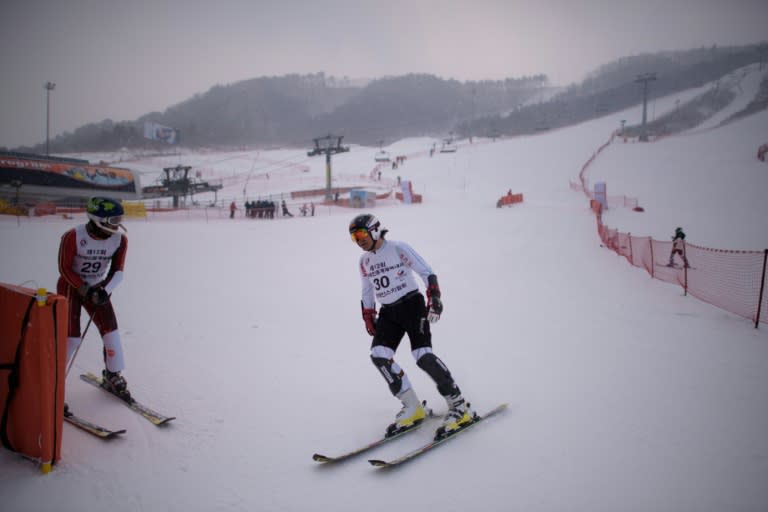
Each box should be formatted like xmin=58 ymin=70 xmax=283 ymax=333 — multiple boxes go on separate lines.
xmin=86 ymin=196 xmax=125 ymax=234
xmin=349 ymin=213 xmax=386 ymax=241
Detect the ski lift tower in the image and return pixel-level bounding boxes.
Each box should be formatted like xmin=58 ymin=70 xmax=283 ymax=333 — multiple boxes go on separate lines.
xmin=308 ymin=134 xmax=349 ymax=200
xmin=162 ymin=165 xmax=192 ymax=208
xmin=635 ymin=72 xmax=656 ymax=142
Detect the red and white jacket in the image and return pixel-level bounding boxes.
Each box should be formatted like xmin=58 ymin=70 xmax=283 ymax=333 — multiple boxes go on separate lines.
xmin=58 ymin=224 xmax=127 ymax=293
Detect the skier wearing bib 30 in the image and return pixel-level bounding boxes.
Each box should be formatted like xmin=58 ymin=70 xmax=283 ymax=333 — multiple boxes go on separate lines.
xmin=57 ymin=196 xmax=131 ymax=400
xmin=349 ymin=213 xmax=474 ymax=438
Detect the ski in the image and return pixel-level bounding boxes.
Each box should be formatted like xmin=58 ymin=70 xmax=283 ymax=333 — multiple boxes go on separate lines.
xmin=64 ymin=411 xmax=126 ymax=439
xmin=313 ymin=405 xmax=438 ymax=463
xmin=313 ymin=422 xmax=428 ymax=463
xmin=368 ymin=403 xmax=508 ymax=468
xmin=79 ymin=372 xmax=176 ymax=426
xmin=656 ymin=263 xmax=695 ymax=270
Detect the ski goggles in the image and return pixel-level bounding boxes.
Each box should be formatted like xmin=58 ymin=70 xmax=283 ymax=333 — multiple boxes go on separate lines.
xmin=350 ymin=228 xmax=370 ymax=242
xmin=103 ymin=215 xmax=123 ymax=227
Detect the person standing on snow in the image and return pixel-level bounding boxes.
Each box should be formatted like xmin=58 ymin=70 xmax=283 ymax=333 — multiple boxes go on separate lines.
xmin=349 ymin=213 xmax=474 ymax=438
xmin=57 ymin=197 xmax=131 ymax=400
xmin=281 ymin=199 xmax=293 ymax=217
xmin=668 ymin=226 xmax=690 ymax=268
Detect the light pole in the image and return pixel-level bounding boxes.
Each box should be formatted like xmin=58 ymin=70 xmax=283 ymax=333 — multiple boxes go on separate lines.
xmin=45 ymin=81 xmax=55 ymax=155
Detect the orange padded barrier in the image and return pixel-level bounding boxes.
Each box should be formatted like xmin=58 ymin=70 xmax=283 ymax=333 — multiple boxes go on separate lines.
xmin=0 ymin=283 xmax=67 ymax=473
xmin=395 ymin=191 xmax=423 ymax=203
xmin=497 ymin=192 xmax=524 ymax=207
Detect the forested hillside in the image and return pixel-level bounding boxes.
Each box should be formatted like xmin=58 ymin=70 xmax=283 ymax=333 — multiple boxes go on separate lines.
xmin=10 ymin=42 xmax=766 ymax=153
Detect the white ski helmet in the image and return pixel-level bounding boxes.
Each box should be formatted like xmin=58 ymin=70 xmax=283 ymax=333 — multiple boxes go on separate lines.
xmin=349 ymin=213 xmax=386 ymax=241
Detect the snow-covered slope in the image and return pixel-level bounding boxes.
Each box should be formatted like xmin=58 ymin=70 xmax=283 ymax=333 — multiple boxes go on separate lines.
xmin=1 ymin=72 xmax=767 ymax=512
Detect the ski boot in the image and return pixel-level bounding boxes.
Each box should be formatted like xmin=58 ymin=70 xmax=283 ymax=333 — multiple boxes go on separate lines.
xmin=385 ymin=387 xmax=427 ymax=437
xmin=435 ymin=393 xmax=476 ymax=440
xmin=102 ymin=369 xmax=132 ymax=402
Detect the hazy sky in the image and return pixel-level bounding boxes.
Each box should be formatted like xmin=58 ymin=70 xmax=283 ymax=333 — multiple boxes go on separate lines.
xmin=1 ymin=0 xmax=766 ymax=149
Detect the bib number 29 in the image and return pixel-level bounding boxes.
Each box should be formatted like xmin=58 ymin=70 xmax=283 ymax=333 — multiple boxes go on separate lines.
xmin=81 ymin=261 xmax=103 ymax=274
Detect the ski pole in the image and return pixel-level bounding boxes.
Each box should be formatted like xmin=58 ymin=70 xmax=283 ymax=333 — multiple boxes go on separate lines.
xmin=66 ymin=308 xmax=95 ymax=377
xmin=65 ymin=290 xmax=110 ymax=377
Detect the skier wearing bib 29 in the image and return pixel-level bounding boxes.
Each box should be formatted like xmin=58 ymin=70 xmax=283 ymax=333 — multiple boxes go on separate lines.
xmin=57 ymin=197 xmax=131 ymax=400
xmin=349 ymin=213 xmax=474 ymax=437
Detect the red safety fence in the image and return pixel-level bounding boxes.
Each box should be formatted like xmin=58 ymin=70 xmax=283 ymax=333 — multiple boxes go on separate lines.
xmin=580 ymin=135 xmax=768 ymax=328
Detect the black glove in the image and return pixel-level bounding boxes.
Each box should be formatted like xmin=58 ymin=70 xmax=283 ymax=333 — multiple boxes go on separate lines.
xmin=86 ymin=286 xmax=110 ymax=306
xmin=77 ymin=283 xmax=90 ymax=298
xmin=426 ymin=274 xmax=443 ymax=323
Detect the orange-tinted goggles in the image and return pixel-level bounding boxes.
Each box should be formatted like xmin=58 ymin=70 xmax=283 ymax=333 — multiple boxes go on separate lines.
xmin=350 ymin=228 xmax=370 ymax=241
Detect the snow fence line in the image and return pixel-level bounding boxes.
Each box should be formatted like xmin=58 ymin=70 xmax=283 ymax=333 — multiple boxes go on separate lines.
xmin=576 ymin=133 xmax=768 ymax=328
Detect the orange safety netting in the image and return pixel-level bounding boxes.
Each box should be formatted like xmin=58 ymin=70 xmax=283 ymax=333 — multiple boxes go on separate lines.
xmin=581 ymin=134 xmax=768 ymax=327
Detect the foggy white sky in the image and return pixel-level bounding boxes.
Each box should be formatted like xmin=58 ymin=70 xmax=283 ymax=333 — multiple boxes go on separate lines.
xmin=1 ymin=0 xmax=766 ymax=149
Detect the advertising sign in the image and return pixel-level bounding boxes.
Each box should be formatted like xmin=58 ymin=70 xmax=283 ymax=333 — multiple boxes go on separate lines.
xmin=143 ymin=122 xmax=178 ymax=144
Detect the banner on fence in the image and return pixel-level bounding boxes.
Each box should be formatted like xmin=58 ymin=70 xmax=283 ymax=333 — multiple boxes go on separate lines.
xmin=594 ymin=182 xmax=607 ymax=210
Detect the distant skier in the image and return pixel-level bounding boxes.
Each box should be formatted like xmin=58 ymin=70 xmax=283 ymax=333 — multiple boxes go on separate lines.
xmin=667 ymin=227 xmax=690 ymax=268
xmin=57 ymin=197 xmax=131 ymax=400
xmin=349 ymin=213 xmax=474 ymax=438
xmin=281 ymin=200 xmax=293 ymax=217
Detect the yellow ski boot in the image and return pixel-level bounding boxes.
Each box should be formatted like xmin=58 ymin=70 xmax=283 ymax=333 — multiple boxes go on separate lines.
xmin=386 ymin=387 xmax=426 ymax=437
